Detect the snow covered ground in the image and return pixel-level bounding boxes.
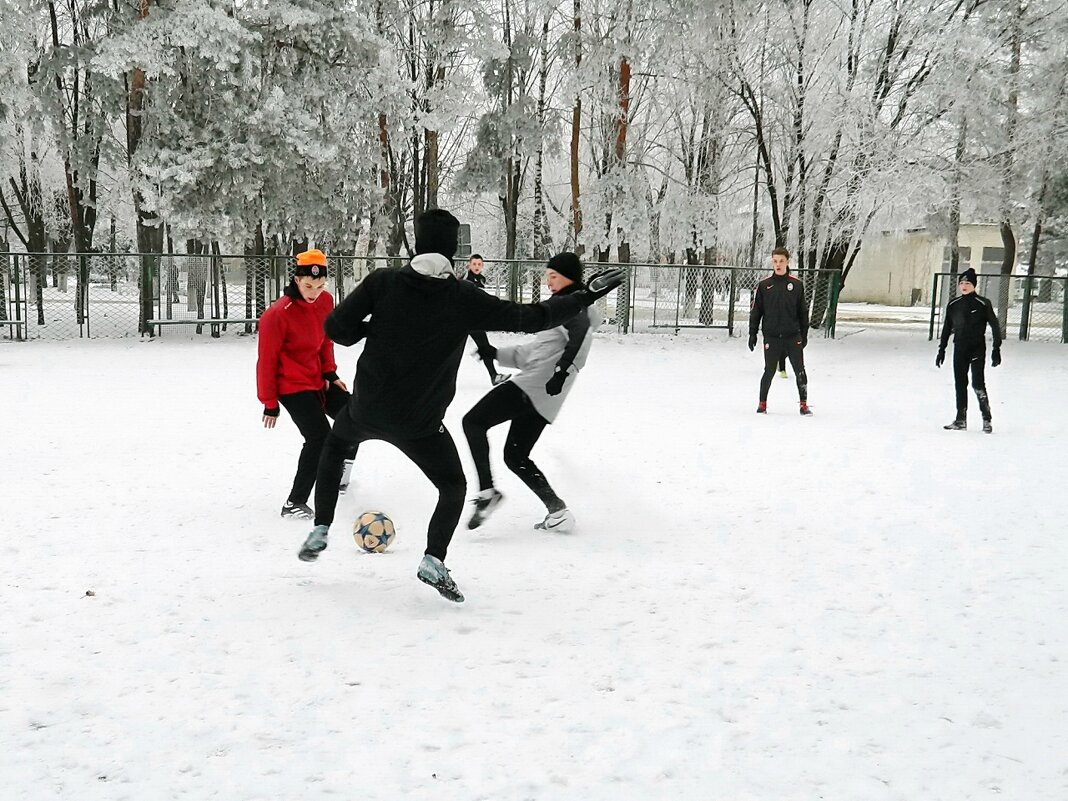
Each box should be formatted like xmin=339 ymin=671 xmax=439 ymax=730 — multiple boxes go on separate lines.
xmin=1 ymin=328 xmax=1065 ymax=801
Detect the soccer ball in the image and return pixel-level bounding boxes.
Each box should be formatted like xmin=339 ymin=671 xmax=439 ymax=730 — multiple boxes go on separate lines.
xmin=354 ymin=511 xmax=396 ymax=553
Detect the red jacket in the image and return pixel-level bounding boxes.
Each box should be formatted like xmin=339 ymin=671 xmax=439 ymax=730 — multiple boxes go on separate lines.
xmin=257 ymin=289 xmax=337 ymax=411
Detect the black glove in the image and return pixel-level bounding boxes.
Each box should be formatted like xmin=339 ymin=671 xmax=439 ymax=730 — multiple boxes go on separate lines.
xmin=991 ymin=349 xmax=1001 ymax=367
xmin=748 ymin=334 xmax=757 ymax=352
xmin=935 ymin=348 xmax=945 ymax=368
xmin=574 ymin=268 xmax=625 ymax=306
xmin=545 ymin=367 xmax=567 ymax=396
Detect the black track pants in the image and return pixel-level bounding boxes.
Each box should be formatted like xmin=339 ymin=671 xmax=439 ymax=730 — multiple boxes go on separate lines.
xmin=952 ymin=345 xmax=991 ymax=419
xmin=462 ymin=382 xmax=565 ymax=513
xmin=279 ymin=385 xmax=355 ymax=504
xmin=759 ymin=335 xmax=807 ymax=403
xmin=469 ymin=330 xmax=498 ymax=380
xmin=313 ymin=403 xmax=466 ymax=562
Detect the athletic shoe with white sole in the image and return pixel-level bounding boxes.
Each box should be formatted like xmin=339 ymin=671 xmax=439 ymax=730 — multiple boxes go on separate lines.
xmin=534 ymin=508 xmax=575 ymax=533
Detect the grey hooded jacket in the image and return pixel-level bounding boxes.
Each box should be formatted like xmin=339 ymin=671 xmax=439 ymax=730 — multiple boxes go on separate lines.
xmin=496 ymin=305 xmax=599 ymax=423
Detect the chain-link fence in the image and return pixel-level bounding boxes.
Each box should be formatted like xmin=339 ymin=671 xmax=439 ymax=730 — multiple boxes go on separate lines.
xmin=928 ymin=272 xmax=1068 ymax=343
xmin=1 ymin=252 xmax=841 ymax=341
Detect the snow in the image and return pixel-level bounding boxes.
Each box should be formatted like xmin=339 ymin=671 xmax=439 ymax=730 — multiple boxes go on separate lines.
xmin=1 ymin=328 xmax=1065 ymax=801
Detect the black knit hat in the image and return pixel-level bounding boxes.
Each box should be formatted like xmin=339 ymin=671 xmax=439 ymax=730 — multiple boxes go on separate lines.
xmin=958 ymin=267 xmax=978 ymax=286
xmin=547 ymin=252 xmax=583 ymax=285
xmin=414 ymin=209 xmax=460 ymax=260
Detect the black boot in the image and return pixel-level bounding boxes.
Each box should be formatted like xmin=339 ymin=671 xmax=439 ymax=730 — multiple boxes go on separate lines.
xmin=976 ymin=390 xmax=992 ymax=434
xmin=943 ymin=412 xmax=966 ymax=431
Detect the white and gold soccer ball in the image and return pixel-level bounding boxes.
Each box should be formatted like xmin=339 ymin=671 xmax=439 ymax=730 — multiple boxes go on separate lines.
xmin=354 ymin=511 xmax=396 ymax=553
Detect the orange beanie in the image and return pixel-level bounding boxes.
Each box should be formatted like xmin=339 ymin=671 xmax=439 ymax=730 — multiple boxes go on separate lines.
xmin=296 ymin=249 xmax=327 ymax=267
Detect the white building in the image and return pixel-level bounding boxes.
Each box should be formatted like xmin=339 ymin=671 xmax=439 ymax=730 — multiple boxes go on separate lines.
xmin=842 ymin=224 xmax=1012 ymax=306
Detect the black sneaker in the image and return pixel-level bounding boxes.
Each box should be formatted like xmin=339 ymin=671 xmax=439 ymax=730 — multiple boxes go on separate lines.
xmin=281 ymin=501 xmax=313 ymax=519
xmin=943 ymin=418 xmax=966 ymax=431
xmin=982 ymin=420 xmax=993 ymax=434
xmin=467 ymin=488 xmax=504 ymax=529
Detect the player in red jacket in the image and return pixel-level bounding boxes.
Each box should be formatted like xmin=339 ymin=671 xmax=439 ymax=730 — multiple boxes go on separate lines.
xmin=257 ymin=250 xmax=355 ymax=518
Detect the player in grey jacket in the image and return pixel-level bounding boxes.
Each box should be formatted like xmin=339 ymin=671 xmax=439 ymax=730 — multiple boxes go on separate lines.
xmin=461 ymin=253 xmax=598 ymax=533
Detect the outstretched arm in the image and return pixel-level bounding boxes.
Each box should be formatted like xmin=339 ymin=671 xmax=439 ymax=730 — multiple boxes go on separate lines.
xmin=325 ymin=273 xmax=376 ymax=346
xmin=466 ymin=269 xmax=622 ymax=335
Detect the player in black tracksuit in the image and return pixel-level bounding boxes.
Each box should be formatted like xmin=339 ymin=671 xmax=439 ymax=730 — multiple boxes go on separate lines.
xmin=296 ymin=209 xmax=623 ymax=602
xmin=464 ymin=254 xmax=505 ymax=384
xmin=936 ymin=267 xmax=1002 ymax=433
xmin=749 ymin=247 xmax=811 ymax=415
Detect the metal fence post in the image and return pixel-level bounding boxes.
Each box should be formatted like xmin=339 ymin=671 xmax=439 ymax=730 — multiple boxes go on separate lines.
xmin=1018 ymin=275 xmax=1032 ymax=341
xmin=727 ymin=269 xmax=737 ymax=336
xmin=826 ymin=270 xmax=841 ymax=338
xmin=13 ymin=253 xmax=25 ymax=341
xmin=1062 ymin=278 xmax=1068 ymax=344
xmin=210 ymin=250 xmax=221 ymax=338
xmin=928 ymin=272 xmax=940 ymax=341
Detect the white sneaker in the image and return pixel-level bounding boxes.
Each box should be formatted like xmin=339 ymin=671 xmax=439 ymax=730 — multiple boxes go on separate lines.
xmin=339 ymin=459 xmax=355 ymax=495
xmin=534 ymin=508 xmax=575 ymax=533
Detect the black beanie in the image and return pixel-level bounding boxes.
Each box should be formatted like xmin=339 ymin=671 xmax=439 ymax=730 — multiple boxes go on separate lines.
xmin=958 ymin=267 xmax=978 ymax=286
xmin=547 ymin=252 xmax=583 ymax=285
xmin=414 ymin=209 xmax=460 ymax=260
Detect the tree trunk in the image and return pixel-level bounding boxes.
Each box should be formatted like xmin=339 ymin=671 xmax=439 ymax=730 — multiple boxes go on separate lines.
xmin=569 ymin=0 xmax=583 ymax=254
xmin=531 ymin=12 xmax=552 ymax=260
xmin=996 ymin=0 xmax=1023 ymax=333
xmin=996 ymin=221 xmax=1015 ymax=332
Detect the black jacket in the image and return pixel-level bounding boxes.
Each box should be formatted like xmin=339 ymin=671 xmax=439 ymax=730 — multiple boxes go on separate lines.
xmin=464 ymin=270 xmax=487 ymax=289
xmin=325 ymin=266 xmax=587 ymax=437
xmin=749 ymin=272 xmax=809 ymax=339
xmin=939 ymin=293 xmax=1002 ymax=350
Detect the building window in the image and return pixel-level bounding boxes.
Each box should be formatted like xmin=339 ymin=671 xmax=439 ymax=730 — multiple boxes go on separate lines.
xmin=942 ymin=247 xmax=971 ymax=271
xmin=981 ymin=247 xmax=1004 ymax=273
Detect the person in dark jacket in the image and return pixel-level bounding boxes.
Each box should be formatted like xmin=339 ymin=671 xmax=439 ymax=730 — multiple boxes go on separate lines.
xmin=462 ymin=252 xmax=599 ymax=535
xmin=296 ymin=209 xmax=623 ymax=602
xmin=936 ymin=267 xmax=1002 ymax=433
xmin=256 ymin=250 xmax=356 ymax=519
xmin=464 ymin=253 xmax=508 ymax=385
xmin=749 ymin=247 xmax=811 ymax=415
